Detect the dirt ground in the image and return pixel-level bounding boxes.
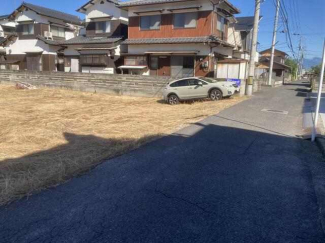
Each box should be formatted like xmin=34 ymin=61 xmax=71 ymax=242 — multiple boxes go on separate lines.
xmin=0 ymin=84 xmax=246 ymax=205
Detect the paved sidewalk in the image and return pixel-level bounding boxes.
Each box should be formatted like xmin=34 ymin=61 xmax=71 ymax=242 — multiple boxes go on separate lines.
xmin=0 ymin=82 xmax=325 ymax=243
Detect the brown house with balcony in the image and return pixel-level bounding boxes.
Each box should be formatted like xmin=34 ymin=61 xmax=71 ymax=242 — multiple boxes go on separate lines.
xmin=119 ymin=0 xmax=240 ymax=78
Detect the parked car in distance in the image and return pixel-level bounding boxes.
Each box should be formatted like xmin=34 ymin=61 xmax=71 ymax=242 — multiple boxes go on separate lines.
xmin=163 ymin=77 xmax=237 ymax=105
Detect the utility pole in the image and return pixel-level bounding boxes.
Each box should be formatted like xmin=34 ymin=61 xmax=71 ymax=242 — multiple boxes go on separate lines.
xmin=312 ymin=39 xmax=325 ymax=142
xmin=246 ymin=0 xmax=261 ymax=96
xmin=268 ymin=0 xmax=280 ymax=86
xmin=294 ymin=33 xmax=302 ymax=80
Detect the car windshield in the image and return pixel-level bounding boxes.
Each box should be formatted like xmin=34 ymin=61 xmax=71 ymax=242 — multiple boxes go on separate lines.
xmin=200 ymin=77 xmax=218 ymax=83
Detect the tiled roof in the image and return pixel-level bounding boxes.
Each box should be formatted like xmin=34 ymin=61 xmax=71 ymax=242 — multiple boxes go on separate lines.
xmin=123 ymin=36 xmax=234 ymax=47
xmin=10 ymin=2 xmax=82 ymax=25
xmin=36 ymin=35 xmax=62 ymax=46
xmin=36 ymin=35 xmax=123 ymax=46
xmin=0 ymin=15 xmax=9 ymax=20
xmin=120 ymin=0 xmax=240 ymax=13
xmin=62 ymin=36 xmax=123 ymax=45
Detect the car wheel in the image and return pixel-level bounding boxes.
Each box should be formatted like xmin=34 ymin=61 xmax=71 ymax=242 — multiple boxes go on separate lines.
xmin=168 ymin=94 xmax=179 ymax=105
xmin=209 ymin=89 xmax=223 ymax=101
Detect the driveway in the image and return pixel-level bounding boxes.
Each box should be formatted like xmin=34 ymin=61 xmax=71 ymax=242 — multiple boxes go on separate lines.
xmin=1 ymin=81 xmax=325 ymax=243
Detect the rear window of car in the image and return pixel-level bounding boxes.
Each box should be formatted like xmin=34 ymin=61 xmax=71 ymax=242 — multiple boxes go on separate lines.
xmin=170 ymin=80 xmax=189 ymax=87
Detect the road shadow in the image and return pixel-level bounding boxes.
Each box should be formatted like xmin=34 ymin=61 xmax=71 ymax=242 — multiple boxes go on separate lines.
xmin=0 ymin=123 xmax=324 ymax=243
xmin=284 ymin=82 xmax=310 ymax=87
xmin=0 ymin=132 xmax=161 ymax=205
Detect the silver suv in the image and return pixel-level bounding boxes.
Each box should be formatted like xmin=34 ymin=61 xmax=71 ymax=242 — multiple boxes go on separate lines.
xmin=163 ymin=77 xmax=237 ymax=105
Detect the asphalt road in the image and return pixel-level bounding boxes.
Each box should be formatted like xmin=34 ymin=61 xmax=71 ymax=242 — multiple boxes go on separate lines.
xmin=1 ymin=81 xmax=325 ymax=243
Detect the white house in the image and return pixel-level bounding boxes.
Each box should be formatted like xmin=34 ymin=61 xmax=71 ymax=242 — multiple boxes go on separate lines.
xmin=58 ymin=0 xmax=129 ymax=74
xmin=0 ymin=2 xmax=82 ymax=71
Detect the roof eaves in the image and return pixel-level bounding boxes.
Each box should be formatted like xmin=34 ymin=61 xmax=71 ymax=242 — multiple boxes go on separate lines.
xmin=8 ymin=2 xmax=82 ymax=26
xmin=119 ymin=0 xmax=194 ymax=8
xmin=222 ymin=0 xmax=241 ymax=14
xmin=77 ymin=0 xmax=120 ymax=12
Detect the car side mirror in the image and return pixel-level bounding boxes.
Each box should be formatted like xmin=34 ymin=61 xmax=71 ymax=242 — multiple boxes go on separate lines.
xmin=198 ymin=81 xmax=203 ymax=86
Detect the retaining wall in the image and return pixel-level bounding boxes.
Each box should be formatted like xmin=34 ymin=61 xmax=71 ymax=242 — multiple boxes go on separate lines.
xmin=0 ymin=70 xmax=173 ymax=97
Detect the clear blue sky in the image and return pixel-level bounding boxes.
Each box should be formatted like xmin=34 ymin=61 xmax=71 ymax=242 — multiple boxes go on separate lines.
xmin=1 ymin=0 xmax=325 ymax=59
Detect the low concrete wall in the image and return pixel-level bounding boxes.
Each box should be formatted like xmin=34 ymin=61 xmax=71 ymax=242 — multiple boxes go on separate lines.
xmin=0 ymin=70 xmax=173 ymax=97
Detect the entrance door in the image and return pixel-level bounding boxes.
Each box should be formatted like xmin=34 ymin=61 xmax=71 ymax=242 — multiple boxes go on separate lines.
xmin=158 ymin=56 xmax=171 ymax=76
xmin=171 ymin=56 xmax=183 ymax=78
xmin=26 ymin=55 xmax=42 ymax=71
xmin=182 ymin=56 xmax=194 ymax=77
xmin=71 ymin=58 xmax=79 ymax=72
xmin=57 ymin=56 xmax=65 ymax=72
xmin=171 ymin=56 xmax=195 ymax=78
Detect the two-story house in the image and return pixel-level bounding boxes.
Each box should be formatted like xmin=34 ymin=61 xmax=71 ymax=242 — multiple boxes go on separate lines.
xmin=0 ymin=15 xmax=16 ymax=38
xmin=1 ymin=2 xmax=82 ymax=71
xmin=215 ymin=16 xmax=260 ymax=81
xmin=0 ymin=15 xmax=17 ymax=68
xmin=256 ymin=48 xmax=291 ymax=82
xmin=53 ymin=0 xmax=129 ymax=74
xmin=119 ymin=0 xmax=240 ymax=78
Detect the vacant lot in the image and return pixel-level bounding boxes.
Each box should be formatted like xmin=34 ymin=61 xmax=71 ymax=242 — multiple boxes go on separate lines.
xmin=0 ymin=84 xmax=246 ymax=205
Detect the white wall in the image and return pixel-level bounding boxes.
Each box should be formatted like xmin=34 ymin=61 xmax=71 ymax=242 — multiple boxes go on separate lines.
xmin=0 ymin=18 xmax=16 ymax=28
xmin=85 ymin=0 xmax=128 ymax=22
xmin=65 ymin=31 xmax=75 ymax=40
xmin=16 ymin=10 xmax=48 ymax=24
xmin=82 ymin=66 xmax=114 ymax=74
xmin=216 ymin=62 xmax=248 ymax=80
xmin=6 ymin=39 xmax=58 ymax=55
xmin=227 ymin=27 xmax=242 ymax=49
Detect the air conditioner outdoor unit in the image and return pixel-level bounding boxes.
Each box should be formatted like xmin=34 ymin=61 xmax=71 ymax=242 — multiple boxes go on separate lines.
xmin=44 ymin=31 xmax=53 ymax=40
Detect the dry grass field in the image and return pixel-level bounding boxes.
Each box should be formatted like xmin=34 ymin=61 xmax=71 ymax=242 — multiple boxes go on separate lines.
xmin=0 ymin=84 xmax=246 ymax=205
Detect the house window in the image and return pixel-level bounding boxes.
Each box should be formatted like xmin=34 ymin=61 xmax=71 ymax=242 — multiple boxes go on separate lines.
xmin=173 ymin=12 xmax=197 ymax=29
xmin=125 ymin=56 xmax=147 ymax=66
xmin=140 ymin=15 xmax=161 ymax=30
xmin=22 ymin=24 xmax=34 ymax=35
xmin=51 ymin=26 xmax=65 ymax=38
xmin=81 ymin=55 xmax=106 ymax=65
xmin=95 ymin=21 xmax=111 ymax=33
xmin=217 ymin=15 xmax=226 ymax=32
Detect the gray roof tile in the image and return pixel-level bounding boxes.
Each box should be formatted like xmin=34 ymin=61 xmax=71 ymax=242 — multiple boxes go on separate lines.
xmin=36 ymin=35 xmax=122 ymax=46
xmin=11 ymin=2 xmax=82 ymax=25
xmin=122 ymin=35 xmax=234 ymax=47
xmin=0 ymin=15 xmax=9 ymax=20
